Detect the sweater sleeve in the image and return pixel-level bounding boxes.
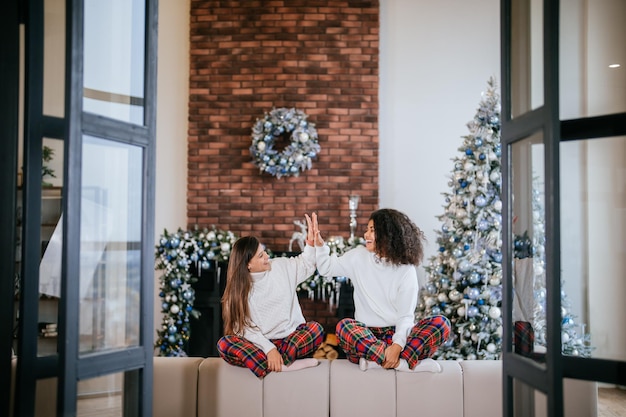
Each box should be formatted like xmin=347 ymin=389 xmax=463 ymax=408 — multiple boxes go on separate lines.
xmin=242 ymin=324 xmax=277 ymax=354
xmin=272 ymin=244 xmax=317 ymax=286
xmin=315 ymin=243 xmax=356 ymax=279
xmin=391 ymin=267 xmax=419 ymax=348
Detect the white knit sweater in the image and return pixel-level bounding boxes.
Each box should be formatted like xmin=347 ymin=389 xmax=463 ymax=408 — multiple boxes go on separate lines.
xmin=242 ymin=245 xmax=317 ymax=353
xmin=315 ymin=245 xmax=419 ymax=348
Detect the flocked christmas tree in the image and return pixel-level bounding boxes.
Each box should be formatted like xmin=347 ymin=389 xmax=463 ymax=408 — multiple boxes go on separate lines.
xmin=517 ymin=178 xmax=593 ymax=357
xmin=416 ymin=77 xmax=504 ymax=360
xmin=416 ymin=77 xmax=593 ymax=360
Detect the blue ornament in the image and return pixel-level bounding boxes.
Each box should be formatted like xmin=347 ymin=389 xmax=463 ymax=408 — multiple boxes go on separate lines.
xmin=168 ymin=325 xmax=177 ymax=334
xmin=491 ymin=252 xmax=502 ymax=263
xmin=464 ymin=244 xmax=470 ymax=251
xmin=465 ymin=149 xmax=474 ymax=156
xmin=479 ymin=153 xmax=486 ymax=161
xmin=168 ymin=335 xmax=176 ymax=343
xmin=474 ymin=138 xmax=483 ymax=147
xmin=467 ymin=306 xmax=479 ymax=317
xmin=475 ymin=196 xmax=487 ymax=207
xmin=477 ymin=298 xmax=485 ymax=305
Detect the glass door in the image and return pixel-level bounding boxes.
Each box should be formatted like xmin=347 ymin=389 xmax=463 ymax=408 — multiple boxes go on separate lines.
xmin=5 ymin=0 xmax=158 ymax=415
xmin=501 ymin=0 xmax=626 ymax=416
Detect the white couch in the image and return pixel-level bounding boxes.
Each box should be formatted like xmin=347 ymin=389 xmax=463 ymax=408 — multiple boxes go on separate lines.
xmin=153 ymin=357 xmax=598 ymax=417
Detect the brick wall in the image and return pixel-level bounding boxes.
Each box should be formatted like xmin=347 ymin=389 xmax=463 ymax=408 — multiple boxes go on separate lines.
xmin=188 ymin=0 xmax=380 ymax=251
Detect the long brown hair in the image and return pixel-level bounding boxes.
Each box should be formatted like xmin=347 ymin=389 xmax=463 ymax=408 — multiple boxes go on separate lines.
xmin=221 ymin=236 xmax=259 ymax=335
xmin=370 ymin=208 xmax=425 ymax=266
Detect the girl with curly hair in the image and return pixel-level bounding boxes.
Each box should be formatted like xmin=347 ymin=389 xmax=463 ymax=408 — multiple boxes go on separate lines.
xmin=310 ymin=209 xmax=450 ymax=372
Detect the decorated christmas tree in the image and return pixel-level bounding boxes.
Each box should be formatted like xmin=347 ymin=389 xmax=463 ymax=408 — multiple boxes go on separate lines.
xmin=416 ymin=78 xmax=593 ymax=360
xmin=416 ymin=77 xmax=504 ymax=360
xmin=518 ymin=178 xmax=593 ymax=357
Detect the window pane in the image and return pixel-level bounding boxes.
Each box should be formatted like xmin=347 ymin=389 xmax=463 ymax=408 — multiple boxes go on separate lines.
xmin=83 ymin=0 xmax=145 ymax=125
xmin=511 ymin=132 xmax=546 ymax=368
xmin=77 ymin=372 xmax=124 ymax=416
xmin=560 ymin=2 xmax=626 ymax=120
xmin=510 ymin=0 xmax=544 ymax=118
xmin=43 ymin=0 xmax=65 ymax=118
xmin=560 ymin=136 xmax=626 ymax=361
xmin=79 ymin=135 xmax=143 ymax=353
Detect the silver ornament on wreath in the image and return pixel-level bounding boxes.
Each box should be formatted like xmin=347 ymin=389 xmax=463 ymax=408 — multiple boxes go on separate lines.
xmin=250 ymin=107 xmax=320 ymax=178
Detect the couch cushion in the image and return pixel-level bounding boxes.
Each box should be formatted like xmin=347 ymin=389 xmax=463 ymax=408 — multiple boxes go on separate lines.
xmin=396 ymin=360 xmax=463 ymax=417
xmin=197 ymin=357 xmax=263 ymax=417
xmin=153 ymin=356 xmax=204 ymax=417
xmin=329 ymin=359 xmax=396 ymax=417
xmin=460 ymin=359 xmax=503 ymax=417
xmin=263 ymin=359 xmax=330 ymax=417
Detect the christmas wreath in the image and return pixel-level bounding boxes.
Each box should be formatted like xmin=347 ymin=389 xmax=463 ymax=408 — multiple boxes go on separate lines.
xmin=250 ymin=107 xmax=320 ymax=178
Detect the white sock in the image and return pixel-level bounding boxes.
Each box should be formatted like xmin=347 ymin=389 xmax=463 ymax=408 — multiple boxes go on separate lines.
xmin=282 ymin=358 xmax=319 ymax=372
xmin=359 ymin=357 xmax=382 ymax=371
xmin=395 ymin=358 xmax=442 ymax=373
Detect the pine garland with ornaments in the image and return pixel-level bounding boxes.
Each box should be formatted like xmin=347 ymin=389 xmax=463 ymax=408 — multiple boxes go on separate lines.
xmin=154 ymin=226 xmax=237 ymax=356
xmin=416 ymin=77 xmax=504 ymax=360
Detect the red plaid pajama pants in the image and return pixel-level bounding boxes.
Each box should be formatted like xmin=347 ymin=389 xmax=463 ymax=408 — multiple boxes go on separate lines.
xmin=336 ymin=315 xmax=450 ymax=369
xmin=217 ymin=321 xmax=324 ymax=378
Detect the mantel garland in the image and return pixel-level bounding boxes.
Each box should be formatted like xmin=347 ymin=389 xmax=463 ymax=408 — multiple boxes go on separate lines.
xmin=154 ymin=226 xmax=237 ymax=357
xmin=250 ymin=107 xmax=320 ymax=178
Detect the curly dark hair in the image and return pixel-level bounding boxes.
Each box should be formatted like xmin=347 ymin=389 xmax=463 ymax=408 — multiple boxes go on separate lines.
xmin=369 ymin=208 xmax=425 ymax=266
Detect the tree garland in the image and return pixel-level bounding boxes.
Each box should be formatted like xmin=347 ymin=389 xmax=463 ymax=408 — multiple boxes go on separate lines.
xmin=154 ymin=226 xmax=237 ymax=356
xmin=250 ymin=107 xmax=320 ymax=178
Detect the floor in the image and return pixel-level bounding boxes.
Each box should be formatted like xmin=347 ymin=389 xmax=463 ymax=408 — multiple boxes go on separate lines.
xmin=598 ymin=387 xmax=626 ymax=417
xmin=74 ymin=387 xmax=626 ymax=416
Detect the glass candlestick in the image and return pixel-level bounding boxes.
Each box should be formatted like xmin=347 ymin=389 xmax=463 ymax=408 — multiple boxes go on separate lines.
xmin=348 ymin=195 xmax=360 ymax=244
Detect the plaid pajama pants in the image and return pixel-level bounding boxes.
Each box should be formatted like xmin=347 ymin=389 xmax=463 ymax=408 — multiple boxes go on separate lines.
xmin=217 ymin=321 xmax=324 ymax=378
xmin=336 ymin=315 xmax=451 ymax=369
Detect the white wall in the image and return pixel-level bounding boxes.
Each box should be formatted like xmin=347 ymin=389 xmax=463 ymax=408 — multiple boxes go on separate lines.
xmin=379 ymin=0 xmax=500 ymax=281
xmin=154 ymin=0 xmax=190 ymax=341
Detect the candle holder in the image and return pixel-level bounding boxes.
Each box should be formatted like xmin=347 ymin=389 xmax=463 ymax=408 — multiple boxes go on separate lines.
xmin=348 ymin=194 xmax=360 ymax=245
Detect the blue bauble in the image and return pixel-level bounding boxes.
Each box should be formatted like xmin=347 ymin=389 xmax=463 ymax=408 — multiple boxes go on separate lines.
xmin=168 ymin=325 xmax=177 ymax=334
xmin=475 ymin=196 xmax=487 ymax=207
xmin=168 ymin=335 xmax=176 ymax=343
xmin=467 ymin=306 xmax=479 ymax=317
xmin=479 ymin=153 xmax=486 ymax=161
xmin=465 ymin=149 xmax=474 ymax=156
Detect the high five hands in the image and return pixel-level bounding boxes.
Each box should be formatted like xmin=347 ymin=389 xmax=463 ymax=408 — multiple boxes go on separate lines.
xmin=304 ymin=213 xmax=324 ymax=247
